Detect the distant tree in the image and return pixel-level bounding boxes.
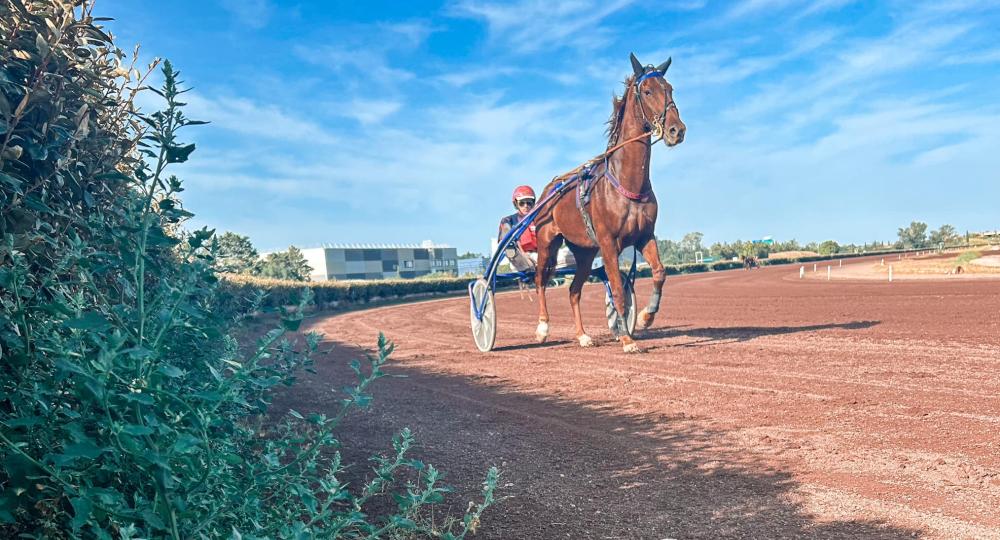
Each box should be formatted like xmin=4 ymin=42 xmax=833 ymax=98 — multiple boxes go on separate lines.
xmin=458 ymin=251 xmax=484 ymax=259
xmin=214 ymin=231 xmax=260 ymax=274
xmin=657 ymin=238 xmax=682 ymax=265
xmin=773 ymin=239 xmax=801 ymax=253
xmin=817 ymin=240 xmax=840 ymax=255
xmin=258 ymin=246 xmax=313 ymax=281
xmin=804 ymin=241 xmax=819 ymax=253
xmin=680 ymin=232 xmax=704 ymax=254
xmin=928 ymin=224 xmax=959 ymax=247
xmin=709 ymin=241 xmax=740 ymax=260
xmin=897 ymin=221 xmax=929 ymax=249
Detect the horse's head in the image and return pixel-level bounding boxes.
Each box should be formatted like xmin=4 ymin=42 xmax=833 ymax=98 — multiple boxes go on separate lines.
xmin=629 ymin=53 xmax=685 ymax=147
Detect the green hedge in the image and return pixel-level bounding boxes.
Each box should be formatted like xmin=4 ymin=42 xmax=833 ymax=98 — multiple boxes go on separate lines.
xmin=627 ymin=247 xmax=932 ymax=279
xmin=219 ymin=274 xmax=474 ymax=313
xmin=228 ymin=247 xmax=937 ymax=315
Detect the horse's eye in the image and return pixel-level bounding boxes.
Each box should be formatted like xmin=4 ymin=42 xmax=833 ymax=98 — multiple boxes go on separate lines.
xmin=644 ymin=90 xmax=651 ymax=96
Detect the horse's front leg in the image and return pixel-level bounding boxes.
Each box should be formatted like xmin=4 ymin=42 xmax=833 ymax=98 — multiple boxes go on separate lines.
xmin=597 ymin=240 xmax=640 ymax=353
xmin=638 ymin=236 xmax=666 ymax=329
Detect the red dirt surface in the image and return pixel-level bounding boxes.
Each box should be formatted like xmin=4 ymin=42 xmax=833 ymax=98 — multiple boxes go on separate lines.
xmin=274 ymin=257 xmax=1000 ymax=539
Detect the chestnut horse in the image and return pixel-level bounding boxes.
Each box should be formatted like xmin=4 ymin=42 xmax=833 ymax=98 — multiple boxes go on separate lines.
xmin=533 ymin=53 xmax=685 ymax=353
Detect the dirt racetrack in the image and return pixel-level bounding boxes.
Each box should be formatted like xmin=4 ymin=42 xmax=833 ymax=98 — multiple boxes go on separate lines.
xmin=274 ymin=257 xmax=1000 ymax=539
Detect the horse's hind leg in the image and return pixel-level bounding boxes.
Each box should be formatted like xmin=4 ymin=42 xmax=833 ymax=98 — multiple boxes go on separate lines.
xmin=567 ymin=245 xmax=598 ymax=347
xmin=638 ymin=236 xmax=666 ymax=330
xmin=534 ymin=235 xmax=561 ymax=343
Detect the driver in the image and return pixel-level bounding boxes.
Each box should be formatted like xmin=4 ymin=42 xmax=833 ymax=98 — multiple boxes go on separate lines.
xmin=497 ymin=185 xmax=538 ymax=272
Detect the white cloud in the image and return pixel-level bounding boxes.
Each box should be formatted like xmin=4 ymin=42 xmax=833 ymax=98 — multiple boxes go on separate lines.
xmin=450 ymin=0 xmax=635 ymax=53
xmin=293 ymin=19 xmax=437 ymax=86
xmin=219 ymin=0 xmax=271 ymax=29
xmin=183 ymin=93 xmax=340 ymax=145
xmin=943 ymin=48 xmax=1000 ymax=65
xmin=377 ymin=20 xmax=438 ymax=47
xmin=332 ymin=99 xmax=403 ymax=126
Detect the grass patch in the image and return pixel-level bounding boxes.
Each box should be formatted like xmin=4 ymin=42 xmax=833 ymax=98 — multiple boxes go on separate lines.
xmin=955 ymin=251 xmax=981 ymax=265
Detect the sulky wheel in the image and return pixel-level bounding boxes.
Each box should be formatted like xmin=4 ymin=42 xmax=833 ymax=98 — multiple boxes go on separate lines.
xmin=605 ymin=273 xmax=638 ymax=337
xmin=469 ymin=278 xmax=497 ymax=352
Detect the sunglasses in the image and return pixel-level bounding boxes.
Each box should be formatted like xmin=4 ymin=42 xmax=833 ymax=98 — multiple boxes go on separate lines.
xmin=517 ymin=199 xmax=535 ymax=207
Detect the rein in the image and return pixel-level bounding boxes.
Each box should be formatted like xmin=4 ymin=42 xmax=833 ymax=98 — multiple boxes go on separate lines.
xmin=549 ymin=129 xmax=661 ymax=186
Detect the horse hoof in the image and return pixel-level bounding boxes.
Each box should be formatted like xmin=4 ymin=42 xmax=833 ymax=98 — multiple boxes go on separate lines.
xmin=622 ymin=343 xmax=642 ymax=354
xmin=578 ymin=334 xmax=594 ymax=347
xmin=535 ymin=321 xmax=549 ymax=343
xmin=639 ymin=308 xmax=656 ymax=330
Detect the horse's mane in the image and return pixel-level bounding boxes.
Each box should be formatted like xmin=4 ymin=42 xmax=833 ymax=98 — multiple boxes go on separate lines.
xmin=605 ymin=75 xmax=635 ymax=149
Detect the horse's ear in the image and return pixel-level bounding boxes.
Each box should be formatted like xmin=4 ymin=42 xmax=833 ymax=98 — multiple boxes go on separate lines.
xmin=656 ymin=57 xmax=672 ymax=74
xmin=629 ymin=53 xmax=644 ymax=78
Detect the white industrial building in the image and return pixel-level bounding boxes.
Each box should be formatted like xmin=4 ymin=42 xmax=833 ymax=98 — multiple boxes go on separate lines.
xmin=300 ymin=241 xmax=458 ymax=281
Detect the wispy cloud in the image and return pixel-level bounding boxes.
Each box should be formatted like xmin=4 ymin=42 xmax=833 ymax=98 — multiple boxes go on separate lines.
xmin=943 ymin=48 xmax=1000 ymax=65
xmin=295 ymin=45 xmax=416 ymax=85
xmin=450 ymin=0 xmax=635 ymax=53
xmin=436 ymin=66 xmax=521 ymax=87
xmin=183 ymin=93 xmax=340 ymax=145
xmin=218 ymin=0 xmax=271 ymax=29
xmin=294 ymin=19 xmax=437 ymax=86
xmin=338 ymin=98 xmax=403 ymax=125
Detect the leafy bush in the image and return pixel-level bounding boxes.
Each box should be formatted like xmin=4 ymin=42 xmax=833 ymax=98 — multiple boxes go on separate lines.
xmin=1 ymin=3 xmax=495 ymax=538
xmin=213 ymin=232 xmax=261 ymax=275
xmin=709 ymin=261 xmax=743 ymax=271
xmin=258 ymin=246 xmax=313 ymax=282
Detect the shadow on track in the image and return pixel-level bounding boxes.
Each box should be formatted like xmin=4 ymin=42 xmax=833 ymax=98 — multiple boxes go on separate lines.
xmin=273 ymin=335 xmax=920 ymax=540
xmin=490 ymin=325 xmax=696 ymax=353
xmin=641 ymin=320 xmax=881 ymax=347
xmin=491 ymin=339 xmax=573 ymax=352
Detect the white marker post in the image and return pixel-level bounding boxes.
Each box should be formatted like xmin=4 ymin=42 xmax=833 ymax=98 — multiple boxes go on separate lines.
xmin=889 ymin=265 xmax=893 ymax=282
xmin=813 ymin=263 xmax=817 ymax=272
xmin=827 ymin=266 xmax=831 ymax=280
xmin=881 ymin=258 xmax=885 ymax=266
xmin=799 ymin=266 xmax=805 ymax=279
xmin=839 ymin=259 xmax=843 ymax=267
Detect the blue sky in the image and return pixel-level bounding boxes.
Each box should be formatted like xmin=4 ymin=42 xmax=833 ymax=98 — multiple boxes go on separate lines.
xmin=102 ymin=0 xmax=1000 ymax=253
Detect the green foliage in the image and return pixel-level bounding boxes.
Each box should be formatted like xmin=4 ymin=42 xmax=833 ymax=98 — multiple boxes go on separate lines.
xmin=258 ymin=246 xmax=313 ymax=281
xmin=955 ymin=250 xmax=980 ymax=265
xmin=897 ymin=221 xmax=929 ymax=249
xmin=218 ymin=274 xmax=473 ymax=313
xmin=660 ymin=233 xmax=839 ymax=265
xmin=214 ymin=231 xmax=260 ymax=274
xmin=0 ymin=5 xmax=496 ymax=537
xmin=817 ymin=240 xmax=840 ymax=255
xmin=929 ymin=224 xmax=960 ymax=247
xmin=457 ymin=251 xmax=483 ymax=259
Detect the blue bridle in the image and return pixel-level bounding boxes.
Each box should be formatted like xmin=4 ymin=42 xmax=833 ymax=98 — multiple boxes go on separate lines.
xmin=635 ymin=70 xmax=663 ymax=85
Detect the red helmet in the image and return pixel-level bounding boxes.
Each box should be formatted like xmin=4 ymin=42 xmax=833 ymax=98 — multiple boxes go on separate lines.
xmin=512 ymin=185 xmax=536 ymax=203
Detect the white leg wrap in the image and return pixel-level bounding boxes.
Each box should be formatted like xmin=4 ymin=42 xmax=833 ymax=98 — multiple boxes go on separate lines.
xmin=535 ymin=321 xmax=549 ymax=343
xmin=578 ymin=334 xmax=594 ymax=347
